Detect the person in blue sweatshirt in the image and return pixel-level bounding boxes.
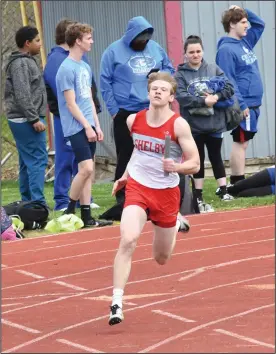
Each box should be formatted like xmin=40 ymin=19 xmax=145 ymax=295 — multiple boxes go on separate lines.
xmin=44 ymin=19 xmax=101 ymax=211
xmin=216 ymin=5 xmax=265 ymax=186
xmin=100 ymin=16 xmax=175 ymax=204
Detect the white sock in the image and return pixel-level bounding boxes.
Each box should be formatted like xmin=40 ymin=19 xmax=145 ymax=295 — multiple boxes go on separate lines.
xmin=112 ymin=288 xmax=124 ymax=308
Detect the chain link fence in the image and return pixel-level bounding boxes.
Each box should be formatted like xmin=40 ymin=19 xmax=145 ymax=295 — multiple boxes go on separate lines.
xmin=1 ymin=1 xmax=40 ymax=180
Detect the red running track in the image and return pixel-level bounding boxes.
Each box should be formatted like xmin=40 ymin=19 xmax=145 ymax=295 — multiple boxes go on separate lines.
xmin=1 ymin=205 xmax=275 ymax=353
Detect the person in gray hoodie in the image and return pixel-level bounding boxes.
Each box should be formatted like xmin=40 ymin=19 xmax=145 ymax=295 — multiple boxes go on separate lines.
xmin=4 ymin=26 xmax=48 ymax=204
xmin=175 ymin=35 xmax=234 ymax=207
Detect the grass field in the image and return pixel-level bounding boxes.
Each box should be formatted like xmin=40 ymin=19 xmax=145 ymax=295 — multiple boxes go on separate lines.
xmin=1 ymin=178 xmax=274 ymax=238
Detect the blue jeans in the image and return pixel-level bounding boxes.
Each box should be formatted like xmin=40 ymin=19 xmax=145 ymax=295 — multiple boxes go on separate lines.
xmin=53 ymin=116 xmax=93 ymax=210
xmin=8 ymin=119 xmax=48 ymax=204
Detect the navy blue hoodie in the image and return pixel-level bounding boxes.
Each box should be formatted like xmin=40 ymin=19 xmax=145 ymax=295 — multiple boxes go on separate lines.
xmin=216 ymin=9 xmax=265 ymax=112
xmin=100 ymin=16 xmax=175 ymax=116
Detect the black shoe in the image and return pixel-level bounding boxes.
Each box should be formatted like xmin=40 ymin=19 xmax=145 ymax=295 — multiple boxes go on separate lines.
xmin=82 ymin=217 xmax=113 ymax=228
xmin=109 ymin=304 xmax=124 ymax=326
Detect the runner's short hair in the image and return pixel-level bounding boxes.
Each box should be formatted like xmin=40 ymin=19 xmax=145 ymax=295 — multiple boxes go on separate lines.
xmin=148 ymin=72 xmax=177 ymax=95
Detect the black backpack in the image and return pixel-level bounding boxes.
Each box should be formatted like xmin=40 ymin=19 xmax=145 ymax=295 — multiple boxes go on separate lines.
xmin=3 ymin=201 xmax=49 ymax=230
xmin=179 ymin=174 xmax=200 ymax=215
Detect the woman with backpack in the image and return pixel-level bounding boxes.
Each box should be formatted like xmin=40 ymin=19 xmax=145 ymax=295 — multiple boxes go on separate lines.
xmin=175 ymin=35 xmax=235 ymax=210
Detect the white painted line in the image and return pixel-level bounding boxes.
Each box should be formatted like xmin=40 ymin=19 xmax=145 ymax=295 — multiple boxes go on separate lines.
xmin=2 ymin=221 xmax=274 ymax=271
xmin=16 ymin=270 xmax=45 ymax=279
xmin=138 ymin=304 xmax=275 ymax=353
xmin=2 ymin=293 xmax=77 ymax=300
xmin=2 ymin=264 xmax=8 ymax=268
xmin=3 ymin=275 xmax=274 ymax=354
xmin=53 ymin=281 xmax=87 ymax=291
xmin=214 ymin=328 xmax=275 ymax=349
xmin=2 ymin=303 xmax=23 ymax=307
xmin=178 ymin=268 xmax=205 ymax=282
xmin=1 ymin=319 xmax=41 ymax=334
xmin=56 ymin=339 xmax=104 ymax=353
xmin=2 ymin=213 xmax=273 ymax=257
xmin=2 ymin=255 xmax=274 ymax=315
xmin=3 ymin=234 xmax=273 ymax=291
xmin=152 ymin=310 xmax=195 ymax=323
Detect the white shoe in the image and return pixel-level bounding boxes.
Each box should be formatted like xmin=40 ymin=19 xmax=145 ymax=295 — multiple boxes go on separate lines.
xmin=177 ymin=213 xmax=190 ymax=232
xmin=109 ymin=304 xmax=124 ymax=326
xmin=221 ymin=193 xmax=234 ymax=201
xmin=58 ymin=207 xmax=67 ymax=212
xmin=90 ymin=202 xmax=100 ymax=209
xmin=198 ymin=200 xmax=214 ymax=213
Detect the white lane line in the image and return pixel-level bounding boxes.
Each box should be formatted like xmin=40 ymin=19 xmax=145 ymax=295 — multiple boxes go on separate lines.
xmin=3 ymin=275 xmax=274 ymax=354
xmin=138 ymin=304 xmax=275 ymax=353
xmin=1 ymin=319 xmax=41 ymax=334
xmin=2 ymin=255 xmax=274 ymax=315
xmin=56 ymin=339 xmax=104 ymax=353
xmin=2 ymin=264 xmax=8 ymax=268
xmin=179 ymin=268 xmax=205 ymax=282
xmin=214 ymin=328 xmax=275 ymax=349
xmin=152 ymin=310 xmax=195 ymax=323
xmin=53 ymin=281 xmax=87 ymax=291
xmin=2 ymin=213 xmax=273 ymax=257
xmin=2 ymin=303 xmax=23 ymax=307
xmin=3 ymin=233 xmax=273 ymax=291
xmin=2 ymin=220 xmax=273 ymax=271
xmin=16 ymin=270 xmax=45 ymax=279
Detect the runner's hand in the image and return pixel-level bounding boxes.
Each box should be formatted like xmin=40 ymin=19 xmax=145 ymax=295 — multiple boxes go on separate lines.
xmin=162 ymin=157 xmax=176 ymax=173
xmin=112 ymin=176 xmax=128 ymax=196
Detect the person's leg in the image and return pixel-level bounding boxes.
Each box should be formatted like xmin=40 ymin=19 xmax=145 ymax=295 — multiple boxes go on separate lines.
xmin=230 ymin=110 xmax=258 ymax=185
xmin=237 ymin=185 xmax=273 ymax=197
xmin=9 ymin=120 xmax=48 ymax=204
xmin=113 ymin=109 xmax=136 ymax=203
xmin=192 ymin=134 xmax=205 ymax=202
xmin=18 ymin=151 xmax=31 ymax=201
xmin=110 ymin=205 xmax=147 ymax=325
xmin=53 ymin=116 xmax=76 ymax=211
xmin=8 ymin=121 xmax=31 ymax=201
xmin=205 ymin=135 xmax=232 ymax=200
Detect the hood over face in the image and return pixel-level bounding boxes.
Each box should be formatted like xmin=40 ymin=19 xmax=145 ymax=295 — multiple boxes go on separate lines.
xmin=123 ymin=16 xmax=154 ymax=47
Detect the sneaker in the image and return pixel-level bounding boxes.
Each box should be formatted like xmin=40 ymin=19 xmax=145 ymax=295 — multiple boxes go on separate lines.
xmin=177 ymin=213 xmax=190 ymax=233
xmin=221 ymin=193 xmax=234 ymax=201
xmin=198 ymin=200 xmax=214 ymax=213
xmin=215 ymin=187 xmax=222 ymax=196
xmin=90 ymin=202 xmax=100 ymax=209
xmin=83 ymin=217 xmax=113 ymax=228
xmin=109 ymin=304 xmax=124 ymax=326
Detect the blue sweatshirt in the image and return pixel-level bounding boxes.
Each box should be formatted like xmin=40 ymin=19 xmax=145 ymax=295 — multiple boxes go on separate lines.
xmin=100 ymin=16 xmax=175 ymax=116
xmin=216 ymin=9 xmax=265 ymax=112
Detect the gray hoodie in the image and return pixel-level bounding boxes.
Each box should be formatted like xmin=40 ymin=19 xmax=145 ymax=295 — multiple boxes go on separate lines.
xmin=175 ymin=59 xmax=234 ymax=134
xmin=4 ymin=51 xmax=47 ymax=123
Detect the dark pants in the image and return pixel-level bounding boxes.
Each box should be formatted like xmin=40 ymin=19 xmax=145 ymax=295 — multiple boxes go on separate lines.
xmin=8 ymin=119 xmax=48 ymax=204
xmin=193 ymin=134 xmax=226 ymax=180
xmin=113 ymin=109 xmax=137 ymax=203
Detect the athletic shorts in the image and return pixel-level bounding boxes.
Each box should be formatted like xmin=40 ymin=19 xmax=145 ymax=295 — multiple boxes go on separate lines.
xmin=231 ymin=126 xmax=256 ymax=143
xmin=124 ymin=177 xmax=180 ymax=228
xmin=67 ymin=127 xmax=96 ymax=163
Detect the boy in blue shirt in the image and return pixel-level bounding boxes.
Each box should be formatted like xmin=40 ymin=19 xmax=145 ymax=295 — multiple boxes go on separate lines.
xmin=56 ymin=22 xmax=106 ymax=227
xmin=216 ymin=5 xmax=265 ymax=186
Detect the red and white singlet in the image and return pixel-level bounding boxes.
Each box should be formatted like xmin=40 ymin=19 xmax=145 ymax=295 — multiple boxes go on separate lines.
xmin=128 ymin=109 xmax=183 ymax=189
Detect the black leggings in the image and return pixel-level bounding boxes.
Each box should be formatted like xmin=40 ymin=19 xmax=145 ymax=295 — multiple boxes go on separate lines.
xmin=193 ymin=134 xmax=226 ymax=180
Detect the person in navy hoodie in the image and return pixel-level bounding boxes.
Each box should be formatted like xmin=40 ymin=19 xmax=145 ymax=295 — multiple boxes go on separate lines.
xmin=216 ymin=5 xmax=265 ymax=186
xmin=100 ymin=16 xmax=175 ymax=204
xmin=44 ymin=19 xmax=101 ymax=211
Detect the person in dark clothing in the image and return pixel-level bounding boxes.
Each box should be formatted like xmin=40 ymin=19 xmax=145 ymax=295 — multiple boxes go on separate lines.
xmin=227 ymin=166 xmax=275 ymax=197
xmin=4 ymin=26 xmax=48 ymax=205
xmin=100 ymin=16 xmax=175 ymax=203
xmin=175 ymin=35 xmax=235 ymax=209
xmin=44 ymin=18 xmax=102 ymax=211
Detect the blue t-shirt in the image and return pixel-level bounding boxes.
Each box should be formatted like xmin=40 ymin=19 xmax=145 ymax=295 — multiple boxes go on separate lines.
xmin=56 ymin=57 xmax=95 ymax=137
